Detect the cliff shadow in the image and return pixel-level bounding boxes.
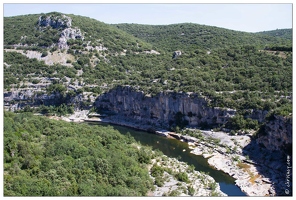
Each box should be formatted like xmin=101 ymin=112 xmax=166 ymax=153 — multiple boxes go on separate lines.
xmin=241 ymin=137 xmax=292 ymax=196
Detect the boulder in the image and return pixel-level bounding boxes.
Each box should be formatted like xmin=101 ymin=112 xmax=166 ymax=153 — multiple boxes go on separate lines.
xmin=172 ymin=50 xmax=182 ymax=59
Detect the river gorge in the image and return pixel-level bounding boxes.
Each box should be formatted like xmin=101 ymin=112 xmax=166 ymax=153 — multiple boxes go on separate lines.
xmin=4 ymin=86 xmax=292 ymax=196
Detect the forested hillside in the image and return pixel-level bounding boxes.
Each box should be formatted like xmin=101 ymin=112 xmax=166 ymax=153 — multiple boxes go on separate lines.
xmin=3 ymin=11 xmax=293 ymax=197
xmin=113 ymin=23 xmax=291 ymax=52
xmin=256 ymin=29 xmax=292 ymax=41
xmin=3 ymin=12 xmax=292 ymax=117
xmin=4 ymin=12 xmax=153 ymax=53
xmin=4 ymin=111 xmax=155 ymax=196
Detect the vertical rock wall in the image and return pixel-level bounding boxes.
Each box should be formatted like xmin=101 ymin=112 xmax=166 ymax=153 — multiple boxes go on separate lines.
xmin=95 ymin=86 xmax=236 ymax=128
xmin=95 ymin=86 xmax=292 ymax=154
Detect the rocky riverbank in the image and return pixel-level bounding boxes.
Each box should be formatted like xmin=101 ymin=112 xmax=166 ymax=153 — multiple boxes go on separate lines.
xmin=49 ymin=110 xmax=226 ymax=196
xmin=147 ymin=154 xmax=226 ymax=196
xmin=184 ymin=129 xmax=289 ymax=196
xmin=58 ymin=110 xmax=285 ymax=196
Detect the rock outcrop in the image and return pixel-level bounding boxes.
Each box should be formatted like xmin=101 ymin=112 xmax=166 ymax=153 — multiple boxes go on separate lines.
xmin=38 ymin=14 xmax=84 ymax=49
xmin=95 ymin=86 xmax=292 ymax=155
xmin=256 ymin=115 xmax=292 ymax=153
xmin=95 ymin=86 xmax=236 ymax=129
xmin=172 ymin=50 xmax=182 ymax=59
xmin=58 ymin=28 xmax=84 ymax=49
xmin=3 ymin=89 xmax=88 ymax=111
xmin=149 ymin=155 xmax=226 ymax=196
xmin=38 ymin=14 xmax=72 ymax=29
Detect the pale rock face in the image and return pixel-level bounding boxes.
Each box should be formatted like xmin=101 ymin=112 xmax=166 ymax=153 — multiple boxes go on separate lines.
xmin=58 ymin=28 xmax=84 ymax=49
xmin=38 ymin=14 xmax=83 ymax=49
xmin=61 ymin=28 xmax=83 ymax=39
xmin=95 ymin=86 xmax=236 ymax=128
xmin=58 ymin=37 xmax=68 ymax=49
xmin=95 ymin=86 xmax=292 ymax=154
xmin=4 ymin=89 xmax=87 ymax=111
xmin=172 ymin=51 xmax=182 ymax=59
xmin=38 ymin=14 xmax=72 ymax=29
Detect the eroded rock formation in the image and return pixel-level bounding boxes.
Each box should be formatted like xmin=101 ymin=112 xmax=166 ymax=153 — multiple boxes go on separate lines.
xmin=38 ymin=14 xmax=84 ymax=49
xmin=38 ymin=14 xmax=72 ymax=29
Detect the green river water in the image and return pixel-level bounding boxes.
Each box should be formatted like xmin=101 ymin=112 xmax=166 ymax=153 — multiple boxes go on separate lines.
xmin=87 ymin=122 xmax=246 ymax=196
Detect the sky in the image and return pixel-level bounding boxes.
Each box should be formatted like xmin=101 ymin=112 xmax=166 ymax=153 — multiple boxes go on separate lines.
xmin=2 ymin=1 xmax=293 ymax=33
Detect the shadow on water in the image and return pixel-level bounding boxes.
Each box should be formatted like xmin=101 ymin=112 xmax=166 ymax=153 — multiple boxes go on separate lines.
xmin=242 ymin=137 xmax=292 ymax=196
xmin=87 ymin=122 xmax=246 ymax=196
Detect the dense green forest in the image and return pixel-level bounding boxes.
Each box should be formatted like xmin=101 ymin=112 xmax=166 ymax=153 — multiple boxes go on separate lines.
xmin=2 ymin=11 xmax=293 ymax=197
xmin=113 ymin=23 xmax=291 ymax=52
xmin=3 ymin=12 xmax=292 ymax=116
xmin=256 ymin=29 xmax=292 ymax=41
xmin=4 ymin=42 xmax=292 ymax=115
xmin=4 ymin=111 xmax=156 ymax=196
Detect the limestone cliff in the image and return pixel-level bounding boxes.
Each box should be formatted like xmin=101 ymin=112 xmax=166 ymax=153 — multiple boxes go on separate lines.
xmin=4 ymin=86 xmax=292 ymax=155
xmin=95 ymin=86 xmax=292 ymax=155
xmin=95 ymin=86 xmax=236 ymax=128
xmin=4 ymin=89 xmax=86 ymax=111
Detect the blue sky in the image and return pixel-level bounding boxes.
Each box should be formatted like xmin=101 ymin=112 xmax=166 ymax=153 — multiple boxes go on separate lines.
xmin=2 ymin=2 xmax=293 ymax=33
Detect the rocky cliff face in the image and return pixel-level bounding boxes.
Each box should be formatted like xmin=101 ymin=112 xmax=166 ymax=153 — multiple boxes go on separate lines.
xmin=95 ymin=86 xmax=292 ymax=154
xmin=4 ymin=89 xmax=87 ymax=111
xmin=4 ymin=86 xmax=292 ymax=155
xmin=95 ymin=86 xmax=236 ymax=128
xmin=256 ymin=115 xmax=292 ymax=154
xmin=58 ymin=28 xmax=84 ymax=49
xmin=4 ymin=89 xmax=60 ymax=105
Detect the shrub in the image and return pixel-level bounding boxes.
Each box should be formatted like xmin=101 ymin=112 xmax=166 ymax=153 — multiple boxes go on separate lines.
xmin=237 ymin=162 xmax=250 ymax=169
xmin=188 ymin=186 xmax=195 ymax=196
xmin=154 ymin=176 xmax=164 ymax=187
xmin=175 ymin=172 xmax=189 ymax=183
xmin=169 ymin=190 xmax=180 ymax=196
xmin=41 ymin=51 xmax=48 ymax=57
xmin=32 ymin=79 xmax=40 ymax=84
xmin=208 ymin=181 xmax=217 ymax=190
xmin=151 ymin=164 xmax=164 ymax=177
